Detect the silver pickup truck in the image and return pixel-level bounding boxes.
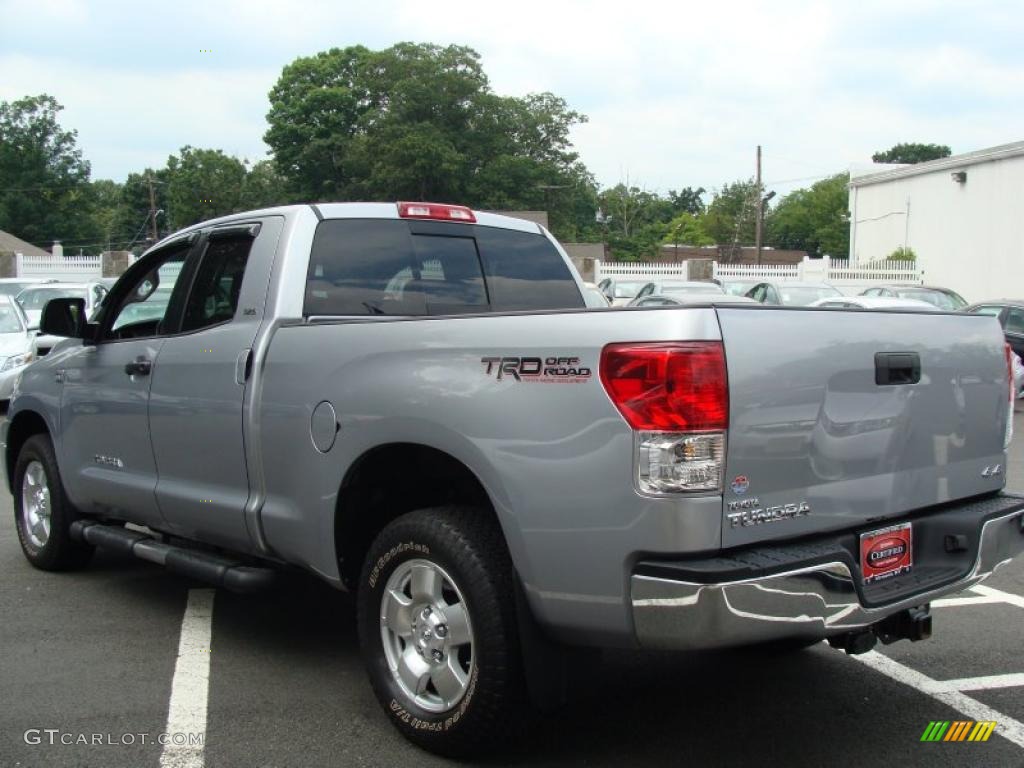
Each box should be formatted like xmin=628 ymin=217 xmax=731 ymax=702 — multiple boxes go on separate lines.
xmin=5 ymin=201 xmax=1024 ymax=756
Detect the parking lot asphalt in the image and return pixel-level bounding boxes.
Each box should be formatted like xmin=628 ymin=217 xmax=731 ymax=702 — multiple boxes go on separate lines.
xmin=3 ymin=415 xmax=1024 ymax=768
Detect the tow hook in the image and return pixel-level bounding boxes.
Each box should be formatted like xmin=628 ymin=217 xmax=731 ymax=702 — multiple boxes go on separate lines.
xmin=828 ymin=630 xmax=877 ymax=655
xmin=828 ymin=605 xmax=932 ymax=655
xmin=875 ymin=605 xmax=932 ymax=644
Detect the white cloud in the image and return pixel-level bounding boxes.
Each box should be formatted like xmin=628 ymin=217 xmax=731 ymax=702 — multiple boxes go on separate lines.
xmin=1 ymin=0 xmax=1022 ymax=197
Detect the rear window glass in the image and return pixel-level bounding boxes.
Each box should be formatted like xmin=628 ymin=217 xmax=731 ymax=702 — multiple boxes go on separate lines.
xmin=305 ymin=219 xmax=581 ymax=316
xmin=474 ymin=227 xmax=583 ymax=311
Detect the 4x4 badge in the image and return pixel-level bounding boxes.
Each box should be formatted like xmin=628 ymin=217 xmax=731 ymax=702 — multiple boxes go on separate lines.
xmin=982 ymin=464 xmax=1003 ymax=478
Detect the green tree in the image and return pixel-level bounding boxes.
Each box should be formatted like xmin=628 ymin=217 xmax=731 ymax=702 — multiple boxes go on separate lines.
xmin=239 ymin=159 xmax=289 ymax=210
xmin=767 ymin=173 xmax=850 ymax=259
xmin=703 ymin=179 xmax=760 ymax=259
xmin=668 ymin=187 xmax=706 ymax=216
xmin=165 ymin=146 xmax=248 ymax=230
xmin=872 ymin=143 xmax=951 ymax=164
xmin=886 ymin=246 xmax=916 ymax=262
xmin=0 ymin=94 xmax=100 ymax=247
xmin=264 ymin=43 xmax=591 ymax=240
xmin=665 ymin=212 xmax=713 ymax=248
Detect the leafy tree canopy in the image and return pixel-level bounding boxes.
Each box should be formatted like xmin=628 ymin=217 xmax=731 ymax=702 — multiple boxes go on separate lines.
xmin=0 ymin=94 xmax=100 ymax=247
xmin=264 ymin=43 xmax=593 ymax=239
xmin=871 ymin=142 xmax=951 ymax=164
xmin=767 ymin=173 xmax=849 ymax=258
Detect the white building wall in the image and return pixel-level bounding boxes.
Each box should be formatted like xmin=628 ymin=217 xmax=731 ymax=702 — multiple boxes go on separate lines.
xmin=850 ymin=151 xmax=1024 ymax=303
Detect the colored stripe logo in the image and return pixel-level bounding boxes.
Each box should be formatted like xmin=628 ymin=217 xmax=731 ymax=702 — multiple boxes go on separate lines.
xmin=920 ymin=721 xmax=996 ymax=742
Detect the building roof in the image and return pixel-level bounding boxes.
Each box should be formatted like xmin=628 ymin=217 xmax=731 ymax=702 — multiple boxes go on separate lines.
xmin=0 ymin=229 xmax=49 ymax=258
xmin=849 ymin=140 xmax=1024 ymax=188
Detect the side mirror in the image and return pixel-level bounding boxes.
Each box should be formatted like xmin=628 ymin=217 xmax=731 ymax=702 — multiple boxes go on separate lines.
xmin=40 ymin=298 xmax=86 ymax=338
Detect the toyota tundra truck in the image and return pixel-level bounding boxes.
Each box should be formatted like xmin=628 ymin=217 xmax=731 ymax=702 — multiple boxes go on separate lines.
xmin=5 ymin=202 xmax=1024 ymax=756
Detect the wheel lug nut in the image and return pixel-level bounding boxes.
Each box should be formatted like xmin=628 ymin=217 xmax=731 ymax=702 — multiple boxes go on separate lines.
xmin=435 ymin=624 xmax=447 ymax=638
xmin=431 ymin=650 xmax=444 ymax=662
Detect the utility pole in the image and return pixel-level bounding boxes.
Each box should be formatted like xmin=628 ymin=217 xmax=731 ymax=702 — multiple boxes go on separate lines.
xmin=147 ymin=174 xmax=159 ymax=243
xmin=754 ymin=145 xmax=763 ymax=265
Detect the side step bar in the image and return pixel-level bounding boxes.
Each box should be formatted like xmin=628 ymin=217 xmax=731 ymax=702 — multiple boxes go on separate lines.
xmin=70 ymin=520 xmax=276 ymax=593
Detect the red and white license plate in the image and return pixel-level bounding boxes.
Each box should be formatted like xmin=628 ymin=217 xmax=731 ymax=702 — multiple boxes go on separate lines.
xmin=860 ymin=522 xmax=913 ymax=584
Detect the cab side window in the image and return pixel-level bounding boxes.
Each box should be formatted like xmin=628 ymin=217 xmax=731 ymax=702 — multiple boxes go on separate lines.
xmin=181 ymin=234 xmax=254 ymax=332
xmin=108 ymin=245 xmax=191 ymax=338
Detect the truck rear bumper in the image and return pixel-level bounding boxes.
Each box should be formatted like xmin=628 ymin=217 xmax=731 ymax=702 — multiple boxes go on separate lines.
xmin=631 ymin=493 xmax=1024 ymax=650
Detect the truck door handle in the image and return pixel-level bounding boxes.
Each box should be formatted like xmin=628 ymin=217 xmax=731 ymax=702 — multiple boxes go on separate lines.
xmin=875 ymin=352 xmax=920 ymax=385
xmin=124 ymin=357 xmax=152 ymax=377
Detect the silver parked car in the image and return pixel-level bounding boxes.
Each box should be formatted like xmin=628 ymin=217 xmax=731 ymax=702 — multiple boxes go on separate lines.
xmin=860 ymin=285 xmax=967 ymax=311
xmin=809 ymin=296 xmax=939 ymax=311
xmin=630 ymin=280 xmax=724 ymax=305
xmin=0 ymin=294 xmax=36 ymax=401
xmin=746 ymin=281 xmax=843 ymax=306
xmin=16 ymin=281 xmax=108 ymax=356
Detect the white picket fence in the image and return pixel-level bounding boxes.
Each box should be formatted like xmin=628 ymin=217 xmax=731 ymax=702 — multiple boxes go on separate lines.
xmin=16 ymin=252 xmax=102 ymax=282
xmin=713 ymin=262 xmax=800 ymax=281
xmin=595 ymin=257 xmax=921 ymax=288
xmin=826 ymin=258 xmax=921 ymax=285
xmin=596 ymin=262 xmax=691 ymax=279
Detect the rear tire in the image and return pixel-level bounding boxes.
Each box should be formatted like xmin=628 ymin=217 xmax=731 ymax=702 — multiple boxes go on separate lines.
xmin=13 ymin=433 xmax=93 ymax=571
xmin=356 ymin=506 xmax=525 ymax=757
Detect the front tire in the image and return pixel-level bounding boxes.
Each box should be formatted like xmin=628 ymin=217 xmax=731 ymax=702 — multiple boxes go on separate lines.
xmin=13 ymin=433 xmax=93 ymax=571
xmin=356 ymin=506 xmax=525 ymax=757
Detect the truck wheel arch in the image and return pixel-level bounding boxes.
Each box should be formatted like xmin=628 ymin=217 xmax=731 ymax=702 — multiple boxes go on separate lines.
xmin=334 ymin=443 xmax=509 ymax=587
xmin=5 ymin=410 xmax=51 ymax=495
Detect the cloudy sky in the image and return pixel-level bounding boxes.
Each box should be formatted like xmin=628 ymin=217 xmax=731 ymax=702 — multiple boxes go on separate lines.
xmin=2 ymin=0 xmax=1022 ymax=198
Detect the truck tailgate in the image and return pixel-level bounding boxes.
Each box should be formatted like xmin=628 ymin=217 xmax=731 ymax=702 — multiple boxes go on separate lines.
xmin=717 ymin=307 xmax=1010 ymax=548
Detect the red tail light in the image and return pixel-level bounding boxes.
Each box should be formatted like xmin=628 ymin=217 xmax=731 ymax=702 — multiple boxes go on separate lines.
xmin=600 ymin=342 xmax=728 ymax=431
xmin=397 ymin=201 xmax=476 ymax=223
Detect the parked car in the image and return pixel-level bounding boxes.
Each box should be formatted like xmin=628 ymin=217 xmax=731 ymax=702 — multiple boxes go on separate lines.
xmin=861 ymin=285 xmax=967 ymax=311
xmin=965 ymin=300 xmax=1024 ymax=360
xmin=581 ymin=282 xmax=611 ymax=308
xmin=7 ymin=201 xmax=1023 ymax=757
xmin=0 ymin=294 xmax=36 ymax=401
xmin=601 ymin=279 xmax=650 ymax=306
xmin=745 ymin=281 xmax=843 ymax=306
xmin=16 ymin=281 xmax=109 ymax=356
xmin=631 ymin=280 xmax=724 ymax=304
xmin=0 ymin=278 xmax=47 ymax=298
xmin=809 ymin=296 xmax=939 ymax=311
xmin=631 ymin=294 xmax=757 ymax=307
xmin=721 ymin=279 xmax=759 ymax=297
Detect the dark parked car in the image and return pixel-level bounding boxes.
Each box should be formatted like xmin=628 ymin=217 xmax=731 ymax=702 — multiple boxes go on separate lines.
xmin=966 ymin=300 xmax=1024 ymax=359
xmin=745 ymin=281 xmax=842 ymax=306
xmin=860 ymin=285 xmax=967 ymax=311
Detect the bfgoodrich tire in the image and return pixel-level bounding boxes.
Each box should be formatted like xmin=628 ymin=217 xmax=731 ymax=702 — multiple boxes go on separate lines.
xmin=13 ymin=433 xmax=93 ymax=571
xmin=357 ymin=506 xmax=525 ymax=757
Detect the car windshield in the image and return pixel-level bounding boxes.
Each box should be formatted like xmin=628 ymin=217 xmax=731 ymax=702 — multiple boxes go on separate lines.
xmin=779 ymin=286 xmax=842 ymax=306
xmin=661 ymin=283 xmax=723 ymax=295
xmin=0 ymin=281 xmax=40 ymax=297
xmin=897 ymin=289 xmax=966 ymax=311
xmin=612 ymin=281 xmax=647 ymax=298
xmin=723 ymin=282 xmax=756 ymax=296
xmin=0 ymin=303 xmax=24 ymax=333
xmin=17 ymin=287 xmax=84 ymax=310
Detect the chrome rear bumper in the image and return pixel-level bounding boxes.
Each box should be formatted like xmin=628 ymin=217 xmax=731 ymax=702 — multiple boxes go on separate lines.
xmin=631 ymin=499 xmax=1024 ymax=650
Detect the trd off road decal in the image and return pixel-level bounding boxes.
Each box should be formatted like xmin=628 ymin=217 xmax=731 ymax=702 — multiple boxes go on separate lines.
xmin=481 ymin=356 xmax=592 ymax=383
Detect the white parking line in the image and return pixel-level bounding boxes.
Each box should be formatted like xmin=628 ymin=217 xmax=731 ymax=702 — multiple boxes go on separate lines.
xmin=850 ymin=650 xmax=1024 ymax=749
xmin=969 ymin=584 xmax=1024 ymax=609
xmin=159 ymin=589 xmax=215 ymax=768
xmin=930 ymin=673 xmax=1024 ymax=693
xmin=931 ymin=595 xmax=1006 ymax=608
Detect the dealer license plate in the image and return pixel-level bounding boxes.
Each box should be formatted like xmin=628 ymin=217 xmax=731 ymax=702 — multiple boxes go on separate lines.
xmin=860 ymin=522 xmax=913 ymax=584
